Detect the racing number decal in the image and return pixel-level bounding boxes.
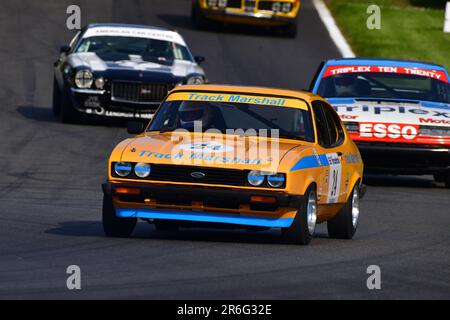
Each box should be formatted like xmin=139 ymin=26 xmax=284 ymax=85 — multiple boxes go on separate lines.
xmin=326 ymin=153 xmax=342 ymax=203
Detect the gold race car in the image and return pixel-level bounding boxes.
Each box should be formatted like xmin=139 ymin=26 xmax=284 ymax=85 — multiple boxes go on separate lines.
xmin=102 ymin=85 xmax=365 ymax=245
xmin=191 ymin=0 xmax=301 ymax=37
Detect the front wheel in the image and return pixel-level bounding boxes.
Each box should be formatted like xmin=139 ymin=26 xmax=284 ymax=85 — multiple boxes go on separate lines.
xmin=282 ymin=185 xmax=317 ymax=245
xmin=102 ymin=195 xmax=137 ymax=238
xmin=327 ymin=184 xmax=360 ymax=239
xmin=434 ymin=172 xmax=450 ymax=188
xmin=282 ymin=19 xmax=298 ymax=38
xmin=59 ymin=86 xmax=81 ymax=123
xmin=52 ymin=77 xmax=62 ymax=116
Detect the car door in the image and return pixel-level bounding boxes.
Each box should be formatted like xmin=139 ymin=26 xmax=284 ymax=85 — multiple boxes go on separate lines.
xmin=312 ymin=100 xmax=347 ymax=204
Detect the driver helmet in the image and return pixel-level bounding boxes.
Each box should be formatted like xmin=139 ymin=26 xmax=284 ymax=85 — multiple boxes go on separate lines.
xmin=334 ymin=73 xmax=357 ymax=96
xmin=179 ymin=102 xmax=212 ymax=130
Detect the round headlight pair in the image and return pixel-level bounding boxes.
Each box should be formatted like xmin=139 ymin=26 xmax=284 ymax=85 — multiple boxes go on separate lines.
xmin=247 ymin=171 xmax=285 ymax=188
xmin=187 ymin=76 xmax=204 ymax=85
xmin=75 ymin=70 xmax=93 ymax=89
xmin=114 ymin=162 xmax=151 ymax=178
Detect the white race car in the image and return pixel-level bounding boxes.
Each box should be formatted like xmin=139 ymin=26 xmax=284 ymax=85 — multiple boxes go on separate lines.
xmin=311 ymin=58 xmax=450 ymax=187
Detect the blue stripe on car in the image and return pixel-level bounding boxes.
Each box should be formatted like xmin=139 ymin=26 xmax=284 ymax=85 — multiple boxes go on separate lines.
xmin=115 ymin=208 xmax=294 ymax=228
xmin=290 ymin=154 xmax=329 ymax=172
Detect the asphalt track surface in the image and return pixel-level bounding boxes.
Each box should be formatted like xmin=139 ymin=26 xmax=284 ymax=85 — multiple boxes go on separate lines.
xmin=0 ymin=0 xmax=449 ymax=299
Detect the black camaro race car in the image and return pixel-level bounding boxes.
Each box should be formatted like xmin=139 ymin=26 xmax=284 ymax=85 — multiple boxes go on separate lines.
xmin=53 ymin=23 xmax=206 ymax=123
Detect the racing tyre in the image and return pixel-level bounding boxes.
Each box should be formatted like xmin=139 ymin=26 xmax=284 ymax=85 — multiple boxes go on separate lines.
xmin=154 ymin=220 xmax=179 ymax=232
xmin=327 ymin=184 xmax=360 ymax=239
xmin=52 ymin=77 xmax=61 ymax=116
xmin=59 ymin=86 xmax=81 ymax=124
xmin=282 ymin=185 xmax=317 ymax=245
xmin=282 ymin=20 xmax=298 ymax=38
xmin=191 ymin=3 xmax=208 ymax=29
xmin=102 ymin=195 xmax=137 ymax=238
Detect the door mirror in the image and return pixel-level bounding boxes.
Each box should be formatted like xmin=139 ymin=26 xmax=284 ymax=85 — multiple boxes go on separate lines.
xmin=194 ymin=56 xmax=205 ymax=64
xmin=60 ymin=45 xmax=71 ymax=54
xmin=127 ymin=121 xmax=145 ymax=135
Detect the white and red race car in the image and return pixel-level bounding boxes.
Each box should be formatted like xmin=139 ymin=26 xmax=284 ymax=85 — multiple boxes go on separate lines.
xmin=310 ymin=58 xmax=450 ymax=187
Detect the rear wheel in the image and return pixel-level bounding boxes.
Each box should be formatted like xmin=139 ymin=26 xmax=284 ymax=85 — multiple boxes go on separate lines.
xmin=282 ymin=185 xmax=317 ymax=245
xmin=102 ymin=195 xmax=137 ymax=238
xmin=327 ymin=184 xmax=360 ymax=239
xmin=191 ymin=3 xmax=208 ymax=29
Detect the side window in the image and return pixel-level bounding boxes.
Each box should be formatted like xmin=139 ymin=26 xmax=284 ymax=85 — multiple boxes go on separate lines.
xmin=322 ymin=104 xmax=345 ymax=146
xmin=312 ymin=101 xmax=331 ymax=147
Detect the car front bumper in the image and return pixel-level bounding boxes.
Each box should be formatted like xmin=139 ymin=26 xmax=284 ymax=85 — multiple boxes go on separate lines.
xmin=201 ymin=8 xmax=296 ymax=26
xmin=356 ymin=142 xmax=450 ymax=174
xmin=102 ymin=182 xmax=304 ymax=228
xmin=69 ymin=87 xmax=159 ymax=119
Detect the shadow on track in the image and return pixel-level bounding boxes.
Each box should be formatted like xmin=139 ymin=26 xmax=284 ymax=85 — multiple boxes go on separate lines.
xmin=16 ymin=105 xmax=149 ymax=129
xmin=45 ymin=220 xmax=332 ymax=245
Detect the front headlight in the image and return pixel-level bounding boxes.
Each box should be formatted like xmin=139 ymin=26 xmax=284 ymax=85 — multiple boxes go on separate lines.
xmin=114 ymin=162 xmax=132 ymax=177
xmin=187 ymin=76 xmax=204 ymax=85
xmin=134 ymin=163 xmax=151 ymax=178
xmin=75 ymin=70 xmax=93 ymax=89
xmin=281 ymin=2 xmax=292 ymax=12
xmin=248 ymin=171 xmax=265 ymax=187
xmin=272 ymin=2 xmax=281 ymax=11
xmin=419 ymin=126 xmax=450 ymax=137
xmin=344 ymin=122 xmax=359 ymax=133
xmin=95 ymin=77 xmax=105 ymax=89
xmin=267 ymin=173 xmax=285 ymax=188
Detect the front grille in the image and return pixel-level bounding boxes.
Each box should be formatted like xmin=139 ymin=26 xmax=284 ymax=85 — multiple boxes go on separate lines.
xmin=258 ymin=1 xmax=273 ymax=10
xmin=149 ymin=164 xmax=246 ymax=186
xmin=244 ymin=0 xmax=256 ymax=11
xmin=227 ymin=0 xmax=242 ymax=8
xmin=111 ymin=82 xmax=170 ymax=104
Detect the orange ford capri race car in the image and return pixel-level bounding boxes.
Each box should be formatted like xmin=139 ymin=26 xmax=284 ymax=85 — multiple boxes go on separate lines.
xmin=102 ymin=85 xmax=365 ymax=245
xmin=191 ymin=0 xmax=301 ymax=37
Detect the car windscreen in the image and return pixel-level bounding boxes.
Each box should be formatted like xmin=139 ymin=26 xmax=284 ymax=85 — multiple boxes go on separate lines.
xmin=148 ymin=100 xmax=315 ymax=142
xmin=317 ymin=69 xmax=450 ymax=103
xmin=75 ymin=36 xmax=193 ymax=65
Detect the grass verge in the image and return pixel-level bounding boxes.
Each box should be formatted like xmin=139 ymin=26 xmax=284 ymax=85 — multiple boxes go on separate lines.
xmin=325 ymin=0 xmax=450 ymax=70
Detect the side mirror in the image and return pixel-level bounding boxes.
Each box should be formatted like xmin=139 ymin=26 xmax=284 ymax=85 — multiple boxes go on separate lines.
xmin=127 ymin=121 xmax=145 ymax=135
xmin=194 ymin=56 xmax=205 ymax=64
xmin=60 ymin=45 xmax=71 ymax=54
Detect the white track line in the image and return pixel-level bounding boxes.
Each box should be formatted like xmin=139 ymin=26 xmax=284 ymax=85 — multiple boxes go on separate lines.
xmin=312 ymin=0 xmax=355 ymax=58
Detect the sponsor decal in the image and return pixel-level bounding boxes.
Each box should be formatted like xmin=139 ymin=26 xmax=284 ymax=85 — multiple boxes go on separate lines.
xmin=419 ymin=118 xmax=450 ymax=125
xmin=82 ymin=27 xmax=186 ymax=46
xmin=326 ymin=153 xmax=341 ymax=204
xmin=344 ymin=153 xmax=359 ymax=164
xmin=166 ymin=92 xmax=308 ymax=110
xmin=334 ymin=104 xmax=450 ymax=119
xmin=137 ymin=150 xmax=271 ymax=166
xmin=178 ymin=141 xmax=234 ymax=153
xmin=84 ymin=107 xmax=153 ymax=119
xmin=322 ymin=65 xmax=449 ymax=83
xmin=340 ymin=114 xmax=358 ymax=120
xmin=359 ymin=123 xmax=418 ymax=141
